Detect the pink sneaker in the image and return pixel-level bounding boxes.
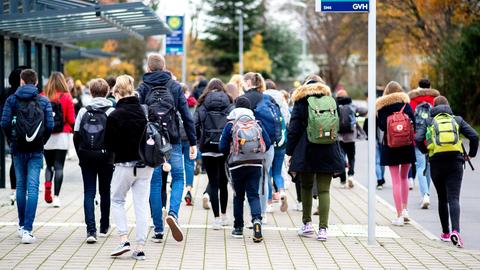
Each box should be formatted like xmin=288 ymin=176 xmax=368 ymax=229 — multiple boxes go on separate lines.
xmin=440 ymin=233 xmax=451 ymax=242
xmin=450 ymin=230 xmax=464 ymax=248
xmin=298 ymin=222 xmax=315 ymax=237
xmin=317 ymin=227 xmax=327 ymax=241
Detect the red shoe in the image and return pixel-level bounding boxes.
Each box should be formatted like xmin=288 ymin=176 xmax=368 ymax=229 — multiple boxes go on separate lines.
xmin=44 ymin=182 xmax=52 ymax=203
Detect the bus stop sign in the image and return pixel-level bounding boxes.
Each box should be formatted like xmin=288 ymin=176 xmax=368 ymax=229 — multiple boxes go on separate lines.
xmin=316 ymin=0 xmax=369 ymax=13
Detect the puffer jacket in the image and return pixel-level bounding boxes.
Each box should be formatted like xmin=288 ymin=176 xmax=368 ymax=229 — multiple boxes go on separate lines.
xmin=408 ymin=88 xmax=440 ymax=112
xmin=286 ymin=83 xmax=345 ymax=175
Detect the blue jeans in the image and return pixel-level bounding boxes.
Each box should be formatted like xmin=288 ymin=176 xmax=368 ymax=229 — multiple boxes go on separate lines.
xmin=415 ymin=146 xmax=431 ymax=196
xmin=182 ymin=140 xmax=195 ymax=187
xmin=376 ymin=143 xmax=385 ymax=182
xmin=231 ymin=166 xmax=262 ymax=228
xmin=14 ymin=151 xmax=43 ymax=232
xmin=268 ymin=147 xmax=286 ymax=199
xmin=150 ymin=144 xmax=184 ymax=233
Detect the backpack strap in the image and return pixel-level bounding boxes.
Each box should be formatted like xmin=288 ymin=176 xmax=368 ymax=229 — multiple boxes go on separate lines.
xmin=399 ymin=104 xmax=407 ymax=113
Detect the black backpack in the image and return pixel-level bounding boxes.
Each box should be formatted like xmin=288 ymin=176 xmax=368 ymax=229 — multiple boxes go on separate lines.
xmin=199 ymin=92 xmax=231 ymax=152
xmin=139 ymin=105 xmax=172 ymax=167
xmin=13 ymin=96 xmax=45 ymax=151
xmin=78 ymin=106 xmax=110 ymax=162
xmin=51 ymin=95 xmax=64 ymax=133
xmin=338 ymin=104 xmax=356 ymax=133
xmin=144 ymin=84 xmax=179 ymax=143
xmin=414 ymin=102 xmax=433 ymax=130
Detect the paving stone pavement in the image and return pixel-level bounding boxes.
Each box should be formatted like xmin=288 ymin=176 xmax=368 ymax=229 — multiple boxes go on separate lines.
xmin=0 ymin=159 xmax=480 ymax=269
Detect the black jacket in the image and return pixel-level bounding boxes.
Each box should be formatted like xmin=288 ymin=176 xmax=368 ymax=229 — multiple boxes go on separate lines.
xmin=243 ymin=88 xmax=264 ymax=110
xmin=376 ymin=92 xmax=416 ymax=166
xmin=194 ymin=91 xmax=233 ymax=153
xmin=105 ymin=96 xmax=146 ymax=163
xmin=286 ymin=83 xmax=345 ymax=175
xmin=137 ymin=71 xmax=196 ymax=146
xmin=415 ymin=104 xmax=479 ymax=162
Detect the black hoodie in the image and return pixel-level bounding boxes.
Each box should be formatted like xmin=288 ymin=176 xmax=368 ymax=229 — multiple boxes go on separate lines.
xmin=137 ymin=71 xmax=196 ymax=146
xmin=415 ymin=104 xmax=479 ymax=160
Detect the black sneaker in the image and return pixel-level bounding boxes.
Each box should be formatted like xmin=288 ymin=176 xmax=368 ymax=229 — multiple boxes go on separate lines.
xmin=184 ymin=191 xmax=193 ymax=206
xmin=132 ymin=250 xmax=146 ymax=260
xmin=151 ymin=232 xmax=164 ymax=243
xmin=110 ymin=241 xmax=131 ymax=257
xmin=231 ymin=227 xmax=243 ymax=238
xmin=252 ymin=220 xmax=263 ymax=243
xmin=166 ymin=215 xmax=184 ymax=242
xmin=86 ymin=232 xmax=97 ymax=244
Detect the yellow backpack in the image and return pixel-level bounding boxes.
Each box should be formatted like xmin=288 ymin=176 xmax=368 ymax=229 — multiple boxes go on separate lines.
xmin=426 ymin=113 xmax=463 ymax=157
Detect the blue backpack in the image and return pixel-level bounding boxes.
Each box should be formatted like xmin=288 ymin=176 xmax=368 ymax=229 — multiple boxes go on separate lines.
xmin=254 ymin=95 xmax=284 ymax=147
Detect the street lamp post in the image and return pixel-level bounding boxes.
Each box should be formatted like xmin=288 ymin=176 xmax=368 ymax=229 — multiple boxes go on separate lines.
xmin=239 ymin=10 xmax=244 ymax=75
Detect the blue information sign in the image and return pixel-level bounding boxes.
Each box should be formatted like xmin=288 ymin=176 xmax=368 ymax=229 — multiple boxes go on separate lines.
xmin=316 ymin=0 xmax=369 ymax=13
xmin=165 ymin=16 xmax=184 ymax=56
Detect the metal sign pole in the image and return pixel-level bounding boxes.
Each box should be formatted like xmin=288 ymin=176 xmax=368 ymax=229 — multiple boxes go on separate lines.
xmin=367 ymin=0 xmax=377 ymax=245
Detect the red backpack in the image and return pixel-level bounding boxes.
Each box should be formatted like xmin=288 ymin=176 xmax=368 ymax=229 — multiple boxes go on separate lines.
xmin=386 ymin=104 xmax=414 ymax=148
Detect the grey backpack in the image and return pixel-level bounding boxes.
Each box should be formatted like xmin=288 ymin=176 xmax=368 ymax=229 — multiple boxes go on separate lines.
xmin=228 ymin=115 xmax=266 ymax=165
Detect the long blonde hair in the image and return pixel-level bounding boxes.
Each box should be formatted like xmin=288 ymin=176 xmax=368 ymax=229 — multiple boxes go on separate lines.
xmin=229 ymin=74 xmax=244 ymax=96
xmin=44 ymin=72 xmax=69 ymax=100
xmin=113 ymin=75 xmax=135 ymax=98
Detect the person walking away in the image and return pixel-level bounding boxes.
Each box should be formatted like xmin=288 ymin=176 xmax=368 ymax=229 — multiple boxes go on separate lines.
xmin=376 ymin=81 xmax=416 ymax=226
xmin=1 ymin=69 xmax=54 ymax=243
xmin=181 ymin=83 xmax=197 ymax=206
xmin=242 ymin=72 xmax=279 ymax=222
xmin=195 ymin=79 xmax=233 ymax=229
xmin=220 ymin=96 xmax=271 ymax=242
xmin=73 ymin=78 xmax=115 ymax=244
xmin=415 ymin=96 xmax=478 ymax=248
xmin=336 ymin=89 xmax=367 ymax=189
xmin=105 ymin=75 xmax=153 ymax=260
xmin=1 ymin=66 xmax=30 ymax=205
xmin=286 ymin=76 xmax=345 ymax=241
xmin=43 ymin=72 xmax=76 ymax=207
xmin=408 ymin=79 xmax=439 ymax=209
xmin=264 ymin=79 xmax=291 ymax=212
xmin=137 ymin=54 xmax=197 ymax=242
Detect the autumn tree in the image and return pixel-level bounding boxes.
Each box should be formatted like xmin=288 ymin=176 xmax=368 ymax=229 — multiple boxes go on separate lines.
xmin=234 ymin=34 xmax=272 ymax=76
xmin=303 ymin=0 xmax=367 ymax=90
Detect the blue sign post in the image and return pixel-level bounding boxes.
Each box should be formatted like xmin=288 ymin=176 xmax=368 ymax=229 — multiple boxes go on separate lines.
xmin=316 ymin=0 xmax=369 ymax=13
xmin=165 ymin=16 xmax=184 ymax=56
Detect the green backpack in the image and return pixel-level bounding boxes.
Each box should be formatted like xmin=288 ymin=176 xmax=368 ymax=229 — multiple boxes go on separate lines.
xmin=306 ymin=96 xmax=339 ymax=144
xmin=426 ymin=113 xmax=463 ymax=157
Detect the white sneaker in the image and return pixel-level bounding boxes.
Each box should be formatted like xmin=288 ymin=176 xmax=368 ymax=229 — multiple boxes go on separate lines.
xmin=21 ymin=231 xmax=36 ymax=244
xmin=262 ymin=215 xmax=268 ymax=225
xmin=52 ymin=197 xmax=61 ymax=208
xmin=296 ymin=201 xmax=303 ymax=212
xmin=347 ymin=176 xmax=355 ymax=188
xmin=220 ymin=214 xmax=230 ymax=226
xmin=392 ymin=216 xmax=404 ymax=226
xmin=212 ymin=217 xmax=222 ymax=230
xmin=279 ymin=191 xmax=288 ymax=212
xmin=202 ymin=193 xmax=210 ymax=210
xmin=10 ymin=192 xmax=16 ymax=205
xmin=340 ymin=183 xmax=347 ymax=189
xmin=408 ymin=178 xmax=414 ymax=190
xmin=17 ymin=226 xmax=24 ymax=238
xmin=266 ymin=204 xmax=274 ymax=213
xmin=421 ymin=194 xmax=430 ymax=209
xmin=402 ymin=209 xmax=410 ymax=223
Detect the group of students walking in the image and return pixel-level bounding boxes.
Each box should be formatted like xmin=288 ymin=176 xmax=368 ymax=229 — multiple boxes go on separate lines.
xmin=1 ymin=52 xmax=478 ymax=260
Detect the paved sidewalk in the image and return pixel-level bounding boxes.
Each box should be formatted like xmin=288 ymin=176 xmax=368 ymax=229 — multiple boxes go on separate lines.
xmin=0 ymin=159 xmax=479 ymax=269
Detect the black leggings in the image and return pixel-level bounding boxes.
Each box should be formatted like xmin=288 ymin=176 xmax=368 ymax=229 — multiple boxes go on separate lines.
xmin=203 ymin=156 xmax=228 ymax=217
xmin=430 ymin=158 xmax=464 ymax=234
xmin=339 ymin=141 xmax=355 ymax=182
xmin=10 ymin=163 xmax=16 ymax=190
xmin=44 ymin=150 xmax=68 ymax=196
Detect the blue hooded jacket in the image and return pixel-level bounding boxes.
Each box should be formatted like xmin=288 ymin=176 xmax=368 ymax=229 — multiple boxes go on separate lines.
xmin=1 ymin=84 xmax=54 ymax=153
xmin=137 ymin=71 xmax=196 ymax=146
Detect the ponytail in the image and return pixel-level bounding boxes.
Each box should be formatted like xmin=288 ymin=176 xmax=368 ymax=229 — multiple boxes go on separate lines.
xmin=244 ymin=72 xmax=266 ymax=93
